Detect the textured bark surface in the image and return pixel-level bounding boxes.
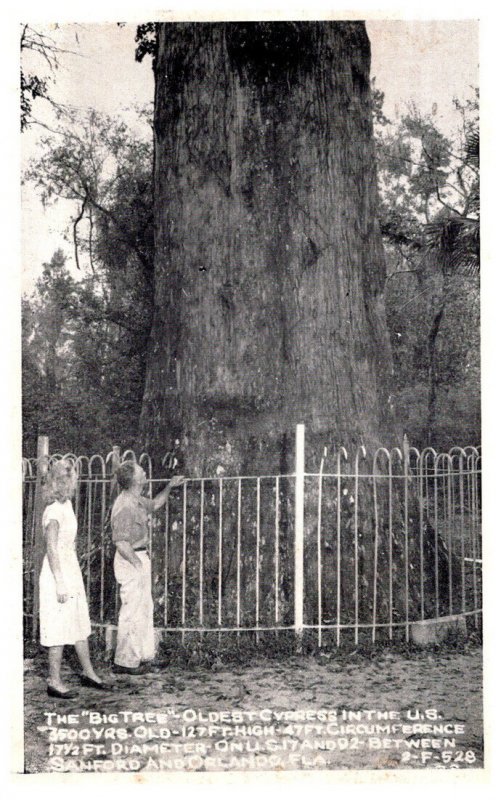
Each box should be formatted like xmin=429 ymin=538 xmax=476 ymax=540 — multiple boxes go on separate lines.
xmin=140 ymin=22 xmax=398 ymax=473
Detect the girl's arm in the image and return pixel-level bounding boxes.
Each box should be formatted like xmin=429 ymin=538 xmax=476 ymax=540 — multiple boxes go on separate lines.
xmin=45 ymin=520 xmax=68 ymax=603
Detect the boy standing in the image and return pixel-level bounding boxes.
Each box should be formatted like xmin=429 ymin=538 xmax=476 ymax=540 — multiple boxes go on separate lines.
xmin=111 ymin=461 xmax=184 ymax=674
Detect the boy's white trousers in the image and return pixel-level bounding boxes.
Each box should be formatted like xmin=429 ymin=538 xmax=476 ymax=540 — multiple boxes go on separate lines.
xmin=113 ymin=551 xmax=155 ymax=668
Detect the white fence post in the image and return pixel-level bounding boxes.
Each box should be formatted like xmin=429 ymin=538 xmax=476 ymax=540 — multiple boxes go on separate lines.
xmin=294 ymin=424 xmax=305 ymax=646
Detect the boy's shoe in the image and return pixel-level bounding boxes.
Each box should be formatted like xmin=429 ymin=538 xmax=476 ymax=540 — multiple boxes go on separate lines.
xmin=112 ymin=663 xmax=152 ymax=675
xmin=149 ymin=660 xmax=170 ymax=670
xmin=80 ymin=674 xmax=114 ymax=691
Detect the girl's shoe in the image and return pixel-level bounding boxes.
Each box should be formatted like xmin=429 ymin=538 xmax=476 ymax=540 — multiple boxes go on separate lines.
xmin=47 ymin=685 xmax=79 ymax=699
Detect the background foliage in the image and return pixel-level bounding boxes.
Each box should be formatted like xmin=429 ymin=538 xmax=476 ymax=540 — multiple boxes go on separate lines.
xmin=21 ymin=38 xmax=480 ymax=456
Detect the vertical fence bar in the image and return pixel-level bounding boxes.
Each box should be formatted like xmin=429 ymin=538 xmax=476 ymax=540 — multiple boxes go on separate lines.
xmin=478 ymin=453 xmax=482 ymax=620
xmin=256 ymin=478 xmax=261 ymax=643
xmin=29 ymin=471 xmax=36 ymax=568
xmin=446 ymin=458 xmax=453 ymax=615
xmin=388 ymin=454 xmax=394 ymax=640
xmin=164 ymin=491 xmax=169 ymax=627
xmin=440 ymin=456 xmax=448 ymax=616
xmin=450 ymin=455 xmax=457 ymax=611
xmin=145 ymin=458 xmax=153 ymax=557
xmin=218 ymin=479 xmax=223 ymax=636
xmin=198 ymin=478 xmax=205 ymax=638
xmin=371 ymin=457 xmax=380 ymax=645
xmin=32 ymin=435 xmax=49 ymax=640
xmin=294 ymin=424 xmax=305 ymax=646
xmin=424 ymin=450 xmax=436 ymax=623
xmin=466 ymin=454 xmax=473 ymax=607
xmin=354 ymin=448 xmax=365 ymax=646
xmin=354 ymin=470 xmax=359 ymax=646
xmin=418 ymin=455 xmax=425 ymax=621
xmin=424 ymin=453 xmax=430 ymax=527
xmin=74 ymin=460 xmax=81 ymax=522
xmin=111 ymin=447 xmax=120 ymax=622
xmin=100 ymin=465 xmax=106 ymax=624
xmin=86 ymin=476 xmax=92 ymax=599
xmin=236 ymin=478 xmax=242 ymax=636
xmin=459 ymin=455 xmax=466 ymax=614
xmin=199 ymin=479 xmax=205 ymax=630
xmin=336 ymin=451 xmax=342 ymax=647
xmin=403 ymin=439 xmax=410 ymax=642
xmin=469 ymin=455 xmax=477 ymax=622
xmin=23 ymin=468 xmax=36 ymax=622
xmin=434 ymin=456 xmax=440 ymax=621
xmin=472 ymin=455 xmax=480 ymax=627
xmin=181 ymin=481 xmax=187 ymax=644
xmin=439 ymin=456 xmax=451 ymax=613
xmin=274 ymin=476 xmax=280 ymax=629
xmin=317 ymin=450 xmax=325 ymax=648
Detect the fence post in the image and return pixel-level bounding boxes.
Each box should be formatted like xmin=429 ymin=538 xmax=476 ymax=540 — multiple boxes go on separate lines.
xmin=294 ymin=424 xmax=305 ymax=648
xmin=111 ymin=446 xmax=120 ymax=479
xmin=403 ymin=433 xmax=410 ymax=642
xmin=32 ymin=435 xmax=49 ymax=641
xmin=106 ymin=446 xmax=121 ymax=653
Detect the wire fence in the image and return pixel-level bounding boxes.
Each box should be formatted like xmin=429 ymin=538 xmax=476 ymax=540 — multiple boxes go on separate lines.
xmin=22 ymin=430 xmax=482 ymax=647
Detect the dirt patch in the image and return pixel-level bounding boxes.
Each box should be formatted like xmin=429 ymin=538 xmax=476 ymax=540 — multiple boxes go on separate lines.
xmin=23 ymin=642 xmax=483 ymax=774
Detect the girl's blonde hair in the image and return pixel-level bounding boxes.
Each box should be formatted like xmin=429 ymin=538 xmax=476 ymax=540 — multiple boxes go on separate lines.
xmin=43 ymin=459 xmax=78 ymax=504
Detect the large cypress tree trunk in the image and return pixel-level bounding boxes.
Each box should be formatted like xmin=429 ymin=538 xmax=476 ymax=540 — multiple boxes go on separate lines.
xmin=139 ymin=21 xmax=398 ymax=472
xmin=138 ymin=22 xmax=457 ymax=635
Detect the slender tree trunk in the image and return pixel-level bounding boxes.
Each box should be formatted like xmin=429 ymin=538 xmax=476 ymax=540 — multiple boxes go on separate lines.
xmin=139 ymin=21 xmax=398 ymax=473
xmin=426 ymin=272 xmax=450 ymax=444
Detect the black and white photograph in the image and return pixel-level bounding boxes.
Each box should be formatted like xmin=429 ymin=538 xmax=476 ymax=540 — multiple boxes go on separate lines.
xmin=13 ymin=1 xmax=491 ymax=781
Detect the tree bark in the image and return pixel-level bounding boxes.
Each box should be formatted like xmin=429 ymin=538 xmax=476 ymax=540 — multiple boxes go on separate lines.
xmin=140 ymin=21 xmax=398 ymax=473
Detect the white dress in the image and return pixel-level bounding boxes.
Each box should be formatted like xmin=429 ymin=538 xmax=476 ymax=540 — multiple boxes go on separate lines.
xmin=39 ymin=499 xmax=91 ymax=647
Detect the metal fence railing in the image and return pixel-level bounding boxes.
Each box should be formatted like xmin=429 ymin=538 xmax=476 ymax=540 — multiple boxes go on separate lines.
xmin=22 ymin=427 xmax=482 ymax=647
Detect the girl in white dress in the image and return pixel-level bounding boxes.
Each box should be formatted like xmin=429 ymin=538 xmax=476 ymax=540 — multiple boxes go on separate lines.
xmin=40 ymin=460 xmax=111 ymax=697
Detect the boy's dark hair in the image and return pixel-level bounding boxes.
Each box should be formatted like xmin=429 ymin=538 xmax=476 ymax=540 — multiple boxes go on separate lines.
xmin=115 ymin=460 xmax=136 ymax=490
